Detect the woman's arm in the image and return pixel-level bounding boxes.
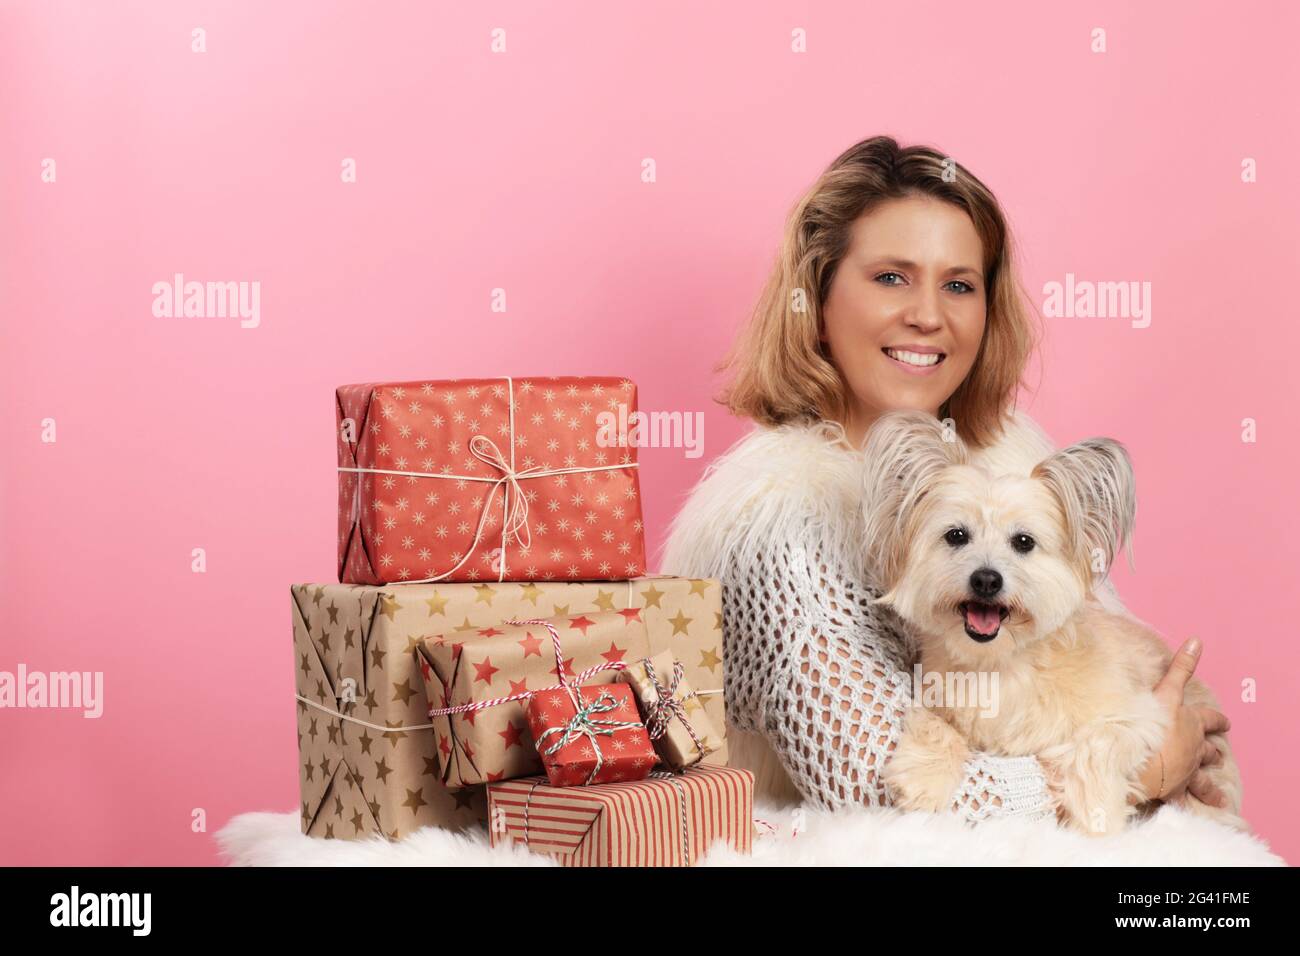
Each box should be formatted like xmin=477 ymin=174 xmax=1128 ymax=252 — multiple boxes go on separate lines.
xmin=719 ymin=529 xmax=1057 ymax=822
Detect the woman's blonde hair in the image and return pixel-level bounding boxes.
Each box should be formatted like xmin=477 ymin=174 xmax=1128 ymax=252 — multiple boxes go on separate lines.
xmin=719 ymin=135 xmax=1040 ymax=450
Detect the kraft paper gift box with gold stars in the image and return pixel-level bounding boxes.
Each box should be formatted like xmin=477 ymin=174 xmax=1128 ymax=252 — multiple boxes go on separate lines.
xmin=292 ymin=583 xmax=487 ymax=840
xmin=415 ymin=578 xmax=728 ymax=790
xmin=336 ymin=376 xmax=647 ymax=586
xmin=292 ymin=576 xmax=725 ymax=840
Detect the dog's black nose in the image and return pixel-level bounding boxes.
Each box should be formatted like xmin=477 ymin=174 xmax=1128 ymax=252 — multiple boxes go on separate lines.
xmin=969 ymin=567 xmax=1002 ymax=599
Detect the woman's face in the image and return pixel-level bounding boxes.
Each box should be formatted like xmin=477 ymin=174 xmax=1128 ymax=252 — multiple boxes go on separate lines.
xmin=821 ymin=195 xmax=988 ymax=443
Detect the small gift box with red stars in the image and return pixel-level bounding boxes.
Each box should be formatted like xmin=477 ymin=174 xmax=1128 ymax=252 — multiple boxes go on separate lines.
xmin=526 ymin=682 xmax=657 ymax=787
xmin=336 ymin=376 xmax=646 ymax=585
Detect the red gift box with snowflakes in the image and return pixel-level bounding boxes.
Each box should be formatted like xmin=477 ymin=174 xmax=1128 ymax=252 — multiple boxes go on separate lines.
xmin=336 ymin=376 xmax=646 ymax=585
xmin=526 ymin=682 xmax=657 ymax=787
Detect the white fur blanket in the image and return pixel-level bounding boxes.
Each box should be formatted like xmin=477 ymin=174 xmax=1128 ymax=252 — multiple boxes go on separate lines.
xmin=217 ymin=801 xmax=1285 ymax=866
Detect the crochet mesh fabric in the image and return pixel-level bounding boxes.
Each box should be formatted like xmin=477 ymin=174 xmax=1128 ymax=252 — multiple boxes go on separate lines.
xmin=721 ymin=528 xmax=1056 ymax=823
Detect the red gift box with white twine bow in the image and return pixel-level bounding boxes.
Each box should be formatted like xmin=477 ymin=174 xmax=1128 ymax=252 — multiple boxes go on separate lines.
xmin=336 ymin=376 xmax=646 ymax=585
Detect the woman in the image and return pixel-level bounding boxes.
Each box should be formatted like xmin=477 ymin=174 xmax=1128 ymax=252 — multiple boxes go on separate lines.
xmin=660 ymin=136 xmax=1232 ymax=823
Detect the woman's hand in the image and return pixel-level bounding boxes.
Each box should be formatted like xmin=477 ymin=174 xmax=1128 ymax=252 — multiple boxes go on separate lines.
xmin=1132 ymin=637 xmax=1232 ymax=807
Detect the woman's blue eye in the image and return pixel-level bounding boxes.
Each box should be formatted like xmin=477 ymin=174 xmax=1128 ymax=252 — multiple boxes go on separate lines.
xmin=875 ymin=273 xmax=974 ymax=293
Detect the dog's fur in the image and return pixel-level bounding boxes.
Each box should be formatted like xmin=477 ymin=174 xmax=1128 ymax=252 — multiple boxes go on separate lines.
xmin=865 ymin=411 xmax=1245 ymax=836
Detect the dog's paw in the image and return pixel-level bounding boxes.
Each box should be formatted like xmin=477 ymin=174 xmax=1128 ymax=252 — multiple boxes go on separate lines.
xmin=1041 ymin=733 xmax=1150 ymax=837
xmin=883 ymin=708 xmax=970 ymax=813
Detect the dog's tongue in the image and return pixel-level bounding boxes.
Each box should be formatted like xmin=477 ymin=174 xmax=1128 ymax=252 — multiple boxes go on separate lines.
xmin=964 ymin=603 xmax=1002 ymax=635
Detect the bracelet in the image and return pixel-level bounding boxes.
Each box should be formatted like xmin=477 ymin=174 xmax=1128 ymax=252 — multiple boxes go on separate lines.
xmin=1155 ymin=752 xmax=1166 ymax=801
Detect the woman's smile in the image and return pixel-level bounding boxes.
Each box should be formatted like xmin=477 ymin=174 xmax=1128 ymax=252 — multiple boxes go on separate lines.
xmin=883 ymin=345 xmax=948 ymax=375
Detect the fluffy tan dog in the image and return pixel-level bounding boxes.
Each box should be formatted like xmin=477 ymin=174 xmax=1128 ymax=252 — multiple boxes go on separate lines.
xmin=864 ymin=411 xmax=1244 ymax=835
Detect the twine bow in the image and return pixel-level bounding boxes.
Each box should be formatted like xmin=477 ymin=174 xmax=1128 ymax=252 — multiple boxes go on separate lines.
xmin=466 ymin=434 xmax=536 ymax=560
xmin=639 ymin=657 xmax=707 ymax=764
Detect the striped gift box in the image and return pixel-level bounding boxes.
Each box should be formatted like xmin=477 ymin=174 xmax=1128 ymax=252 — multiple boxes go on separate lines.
xmin=487 ymin=764 xmax=754 ymax=866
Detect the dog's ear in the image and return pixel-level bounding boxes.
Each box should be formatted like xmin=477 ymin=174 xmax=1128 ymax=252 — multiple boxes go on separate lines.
xmin=1031 ymin=437 xmax=1136 ymax=586
xmin=861 ymin=411 xmax=967 ymax=588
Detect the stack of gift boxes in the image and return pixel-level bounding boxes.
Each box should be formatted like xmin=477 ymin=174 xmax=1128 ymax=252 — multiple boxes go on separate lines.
xmin=290 ymin=376 xmax=753 ymax=866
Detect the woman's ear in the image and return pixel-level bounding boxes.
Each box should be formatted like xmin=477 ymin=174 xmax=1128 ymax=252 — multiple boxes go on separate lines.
xmin=1031 ymin=438 xmax=1137 ymax=585
xmin=861 ymin=411 xmax=967 ymax=588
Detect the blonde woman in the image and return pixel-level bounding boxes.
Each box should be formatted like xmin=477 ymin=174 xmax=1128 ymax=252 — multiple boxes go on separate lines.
xmin=660 ymin=136 xmax=1232 ymax=823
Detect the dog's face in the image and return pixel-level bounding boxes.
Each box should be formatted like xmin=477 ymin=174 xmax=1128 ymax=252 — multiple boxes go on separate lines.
xmin=880 ymin=466 xmax=1088 ymax=656
xmin=861 ymin=412 xmax=1135 ymax=664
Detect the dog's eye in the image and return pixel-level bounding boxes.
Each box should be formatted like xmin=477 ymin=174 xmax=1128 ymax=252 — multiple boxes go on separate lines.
xmin=1011 ymin=533 xmax=1036 ymax=554
xmin=944 ymin=528 xmax=969 ymax=547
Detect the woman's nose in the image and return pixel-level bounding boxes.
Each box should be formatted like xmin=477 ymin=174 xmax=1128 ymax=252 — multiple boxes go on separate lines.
xmin=904 ymin=287 xmax=945 ymax=332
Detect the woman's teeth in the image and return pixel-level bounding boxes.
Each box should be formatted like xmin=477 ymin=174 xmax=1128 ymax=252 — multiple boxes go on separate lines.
xmin=884 ymin=348 xmax=943 ymax=367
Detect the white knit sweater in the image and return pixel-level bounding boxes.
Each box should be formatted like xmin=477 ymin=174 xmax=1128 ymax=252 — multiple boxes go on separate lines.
xmin=659 ymin=410 xmax=1129 ymax=823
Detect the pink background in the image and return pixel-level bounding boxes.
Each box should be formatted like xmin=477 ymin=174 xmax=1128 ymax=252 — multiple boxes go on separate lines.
xmin=2 ymin=1 xmax=1297 ymax=865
